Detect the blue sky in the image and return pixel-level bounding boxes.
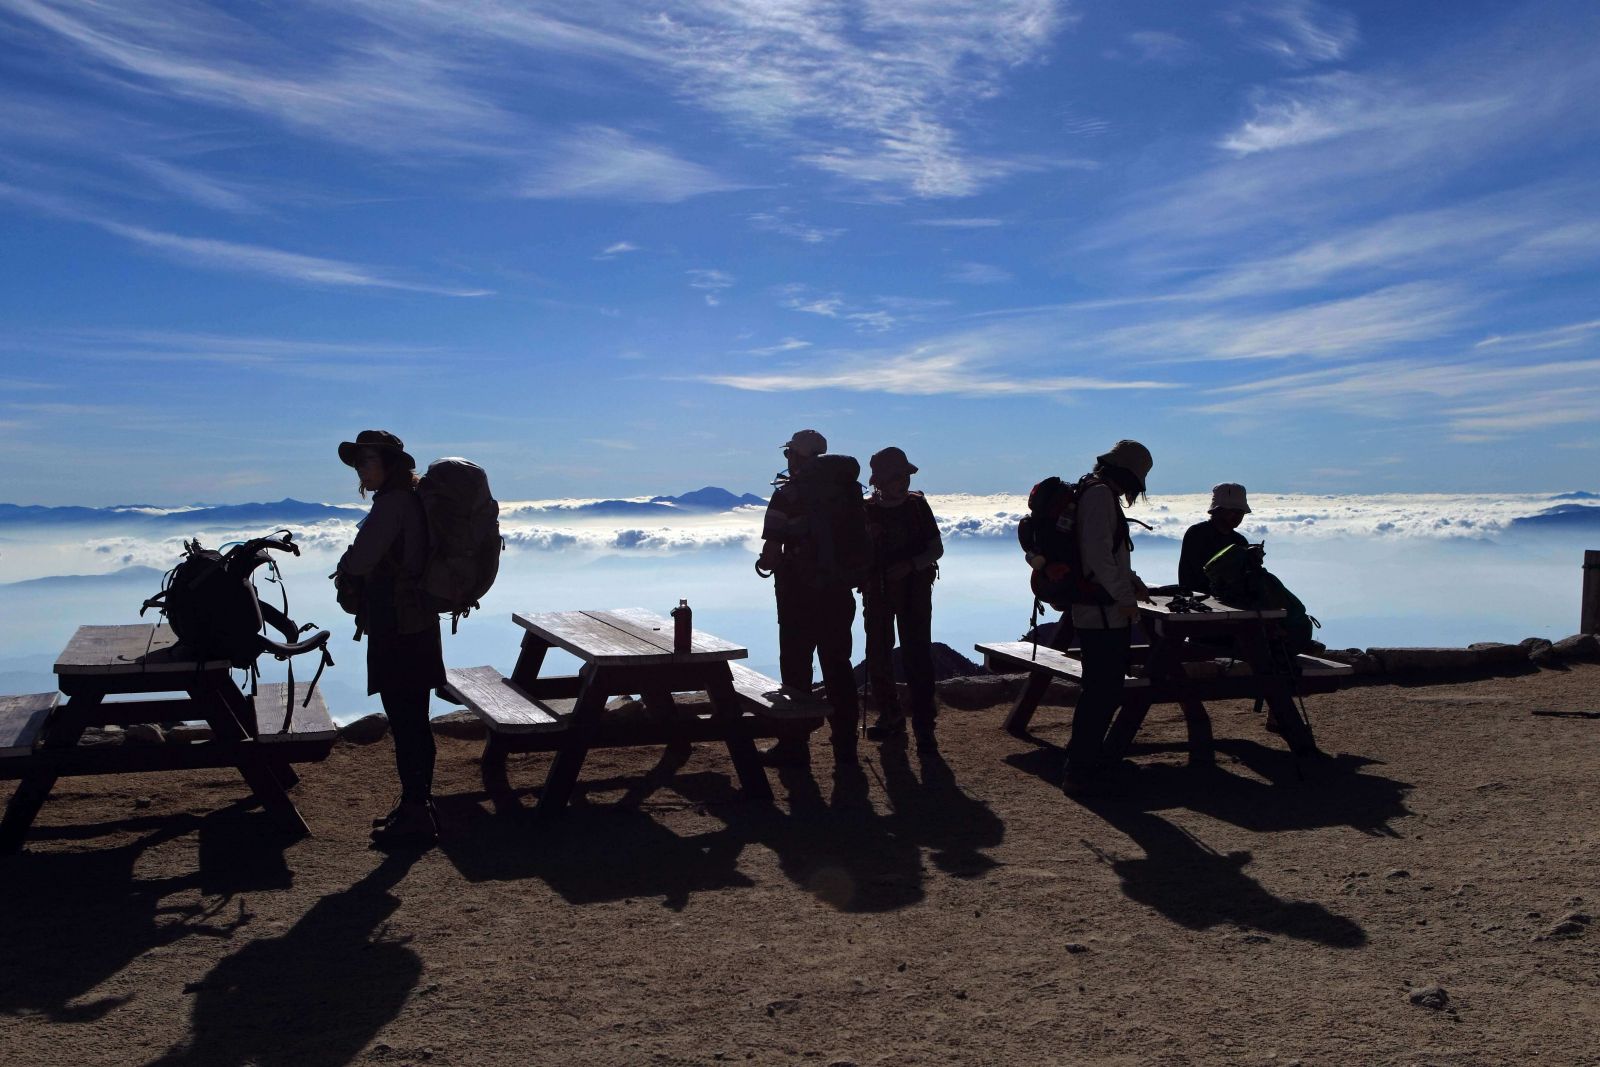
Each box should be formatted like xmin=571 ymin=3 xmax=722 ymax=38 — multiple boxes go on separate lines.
xmin=2 ymin=0 xmax=1597 ymax=505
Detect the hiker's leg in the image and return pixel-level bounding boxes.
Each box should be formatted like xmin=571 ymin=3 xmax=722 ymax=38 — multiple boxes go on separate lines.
xmin=898 ymin=574 xmax=937 ymax=734
xmin=382 ymin=685 xmax=435 ymax=804
xmin=816 ymin=586 xmax=861 ymax=746
xmin=862 ymin=584 xmax=901 ymax=721
xmin=1065 ymin=625 xmax=1131 ymax=780
xmin=774 ymin=573 xmax=816 ymax=692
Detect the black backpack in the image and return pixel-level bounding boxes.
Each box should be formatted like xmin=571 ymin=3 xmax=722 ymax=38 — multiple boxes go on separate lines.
xmin=782 ymin=454 xmax=869 ymax=588
xmin=1203 ymin=543 xmax=1320 ymax=654
xmin=1016 ymin=475 xmax=1115 ymax=610
xmin=142 ymin=533 xmax=332 ymax=726
xmin=416 ymin=458 xmax=503 ymax=630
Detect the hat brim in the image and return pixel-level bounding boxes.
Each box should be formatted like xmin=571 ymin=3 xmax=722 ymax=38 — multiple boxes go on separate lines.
xmin=868 ymin=463 xmax=918 ymax=486
xmin=339 ymin=440 xmax=416 ymax=470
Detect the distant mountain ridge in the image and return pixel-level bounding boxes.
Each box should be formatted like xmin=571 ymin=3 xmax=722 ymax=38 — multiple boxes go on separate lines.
xmin=504 ymin=486 xmax=767 ymax=518
xmin=0 ymin=488 xmax=769 ymax=529
xmin=0 ymin=498 xmax=359 ymax=529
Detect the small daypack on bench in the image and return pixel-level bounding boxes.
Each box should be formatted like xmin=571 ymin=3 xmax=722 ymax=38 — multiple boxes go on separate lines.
xmin=416 ymin=457 xmax=504 ymax=631
xmin=1203 ymin=543 xmax=1319 ymax=654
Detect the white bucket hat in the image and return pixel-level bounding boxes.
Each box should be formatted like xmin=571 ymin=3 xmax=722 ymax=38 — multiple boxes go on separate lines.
xmin=1209 ymin=482 xmax=1251 ymax=514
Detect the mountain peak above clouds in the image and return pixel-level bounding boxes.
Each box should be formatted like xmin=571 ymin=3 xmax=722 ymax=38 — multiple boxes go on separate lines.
xmin=648 ymin=487 xmax=768 ymax=510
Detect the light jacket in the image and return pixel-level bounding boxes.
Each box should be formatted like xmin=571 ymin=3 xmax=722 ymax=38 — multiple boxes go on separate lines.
xmin=1071 ymin=480 xmax=1143 ymax=630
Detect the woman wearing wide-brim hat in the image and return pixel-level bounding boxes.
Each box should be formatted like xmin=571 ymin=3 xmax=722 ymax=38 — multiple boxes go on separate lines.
xmin=335 ymin=429 xmax=445 ymax=846
xmin=1062 ymin=439 xmax=1154 ymax=797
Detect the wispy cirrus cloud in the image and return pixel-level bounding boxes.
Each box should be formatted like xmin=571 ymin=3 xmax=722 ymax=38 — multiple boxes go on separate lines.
xmin=519 ymin=126 xmax=744 ymax=203
xmin=700 ymin=320 xmax=1173 ymax=398
xmin=1100 ymin=283 xmax=1469 ymax=362
xmin=688 ymin=268 xmax=734 ymax=307
xmin=593 ymin=240 xmax=639 ymax=260
xmin=1200 ymin=353 xmax=1600 ymax=441
xmin=1225 ymin=0 xmax=1357 ymax=67
xmin=747 ymin=210 xmax=844 ymax=244
xmin=0 ymin=180 xmax=490 ymax=296
xmin=745 ymin=338 xmax=812 ymax=357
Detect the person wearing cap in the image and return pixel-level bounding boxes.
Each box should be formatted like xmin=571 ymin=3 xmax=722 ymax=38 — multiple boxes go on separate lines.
xmin=1179 ymin=483 xmax=1251 ymax=595
xmin=1062 ymin=439 xmax=1155 ymax=796
xmin=754 ymin=429 xmax=865 ymax=767
xmin=861 ymin=447 xmax=944 ymax=750
xmin=335 ymin=430 xmax=445 ymax=846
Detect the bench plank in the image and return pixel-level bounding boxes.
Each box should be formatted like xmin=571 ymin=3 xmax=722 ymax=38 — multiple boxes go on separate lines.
xmin=444 ymin=666 xmax=569 ymax=734
xmin=726 ymin=663 xmax=828 ymax=721
xmin=977 ymin=642 xmax=1151 ymax=688
xmin=254 ymin=683 xmax=338 ymax=744
xmin=0 ymin=693 xmax=57 ymax=758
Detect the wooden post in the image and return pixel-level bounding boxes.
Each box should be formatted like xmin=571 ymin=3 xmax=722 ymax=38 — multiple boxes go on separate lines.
xmin=1583 ymin=550 xmax=1600 ymax=635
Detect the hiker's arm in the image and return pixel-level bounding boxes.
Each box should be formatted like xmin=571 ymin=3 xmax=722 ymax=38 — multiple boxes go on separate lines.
xmin=911 ymin=496 xmax=943 ymax=570
xmin=1079 ymin=486 xmax=1136 ymax=609
xmin=1178 ymin=525 xmax=1212 ymax=591
xmin=338 ymin=494 xmax=402 ymax=577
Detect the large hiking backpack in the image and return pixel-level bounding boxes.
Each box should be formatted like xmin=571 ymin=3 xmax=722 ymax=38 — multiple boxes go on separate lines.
xmin=1202 ymin=543 xmax=1319 ymax=653
xmin=1016 ymin=475 xmax=1115 ymax=611
xmin=783 ymin=453 xmax=869 ymax=588
xmin=416 ymin=457 xmax=503 ymax=629
xmin=141 ymin=533 xmax=332 ymax=726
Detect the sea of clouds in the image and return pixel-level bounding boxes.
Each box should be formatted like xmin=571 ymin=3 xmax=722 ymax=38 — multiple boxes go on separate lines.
xmin=1 ymin=490 xmax=1594 ymax=720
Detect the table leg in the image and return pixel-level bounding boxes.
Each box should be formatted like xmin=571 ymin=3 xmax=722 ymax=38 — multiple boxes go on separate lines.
xmin=510 ymin=634 xmax=551 ymax=689
xmin=706 ymin=668 xmax=773 ymax=803
xmin=1102 ymin=696 xmax=1151 ymax=760
xmin=537 ymin=666 xmax=605 ymax=815
xmin=480 ymin=733 xmax=517 ymax=814
xmin=0 ymin=692 xmax=99 ymax=854
xmin=207 ymin=682 xmax=308 ymax=836
xmin=1002 ymin=618 xmax=1075 ymax=736
xmin=1178 ymin=697 xmax=1216 ymax=764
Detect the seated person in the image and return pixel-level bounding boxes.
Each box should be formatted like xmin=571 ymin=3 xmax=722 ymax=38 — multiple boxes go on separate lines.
xmin=1178 ymin=483 xmax=1251 ymax=595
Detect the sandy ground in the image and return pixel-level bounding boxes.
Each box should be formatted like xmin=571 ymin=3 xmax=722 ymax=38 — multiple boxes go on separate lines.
xmin=2 ymin=664 xmax=1598 ymax=1066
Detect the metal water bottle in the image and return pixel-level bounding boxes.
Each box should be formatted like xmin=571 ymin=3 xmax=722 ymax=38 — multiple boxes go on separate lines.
xmin=671 ymin=599 xmax=692 ymax=654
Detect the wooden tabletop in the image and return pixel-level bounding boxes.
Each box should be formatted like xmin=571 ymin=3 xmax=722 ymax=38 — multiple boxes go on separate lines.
xmin=513 ymin=608 xmax=748 ymax=666
xmin=54 ymin=624 xmax=233 ymax=676
xmin=1140 ymin=595 xmax=1286 ymax=623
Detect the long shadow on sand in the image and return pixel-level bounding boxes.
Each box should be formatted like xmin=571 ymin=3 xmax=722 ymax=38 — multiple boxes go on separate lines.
xmin=0 ymin=802 xmax=290 ymax=1023
xmin=435 ymin=742 xmax=1005 ymax=914
xmin=145 ymin=851 xmax=423 ymax=1067
xmin=1004 ymin=736 xmax=1413 ymax=947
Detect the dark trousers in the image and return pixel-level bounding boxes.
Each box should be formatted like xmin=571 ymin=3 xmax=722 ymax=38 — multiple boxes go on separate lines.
xmin=380 ymin=686 xmax=435 ymax=803
xmin=775 ymin=575 xmax=860 ymax=741
xmin=1066 ymin=626 xmax=1132 ymax=777
xmin=863 ymin=572 xmax=935 ymax=729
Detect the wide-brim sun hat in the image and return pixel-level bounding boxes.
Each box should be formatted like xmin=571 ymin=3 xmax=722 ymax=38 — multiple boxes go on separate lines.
xmin=338 ymin=429 xmax=416 ymax=471
xmin=869 ymin=446 xmax=918 ymax=486
xmin=1208 ymin=482 xmax=1251 ymax=514
xmin=1096 ymin=439 xmax=1153 ymax=492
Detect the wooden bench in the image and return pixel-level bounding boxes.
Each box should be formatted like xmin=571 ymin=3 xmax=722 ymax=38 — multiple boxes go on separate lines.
xmin=0 ymin=693 xmax=57 ymax=760
xmin=254 ymin=683 xmax=339 ymax=754
xmin=443 ymin=663 xmax=826 ymax=748
xmin=977 ymin=642 xmax=1353 ymax=687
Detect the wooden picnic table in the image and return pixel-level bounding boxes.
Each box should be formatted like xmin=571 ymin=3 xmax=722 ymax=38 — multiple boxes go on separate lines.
xmin=442 ymin=608 xmax=824 ymax=815
xmin=0 ymin=623 xmax=337 ymax=853
xmin=979 ymin=595 xmax=1352 ymax=763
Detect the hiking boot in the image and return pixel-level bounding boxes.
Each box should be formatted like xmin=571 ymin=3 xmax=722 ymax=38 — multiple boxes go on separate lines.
xmin=864 ymin=715 xmax=907 ymax=742
xmin=369 ymin=801 xmax=436 ymax=848
xmin=757 ymin=737 xmax=811 ymax=768
xmin=370 ymin=798 xmax=404 ymax=829
xmin=913 ymin=725 xmax=939 ymax=754
xmin=831 ymin=735 xmax=859 ymax=766
xmin=1059 ymin=767 xmax=1108 ymax=798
